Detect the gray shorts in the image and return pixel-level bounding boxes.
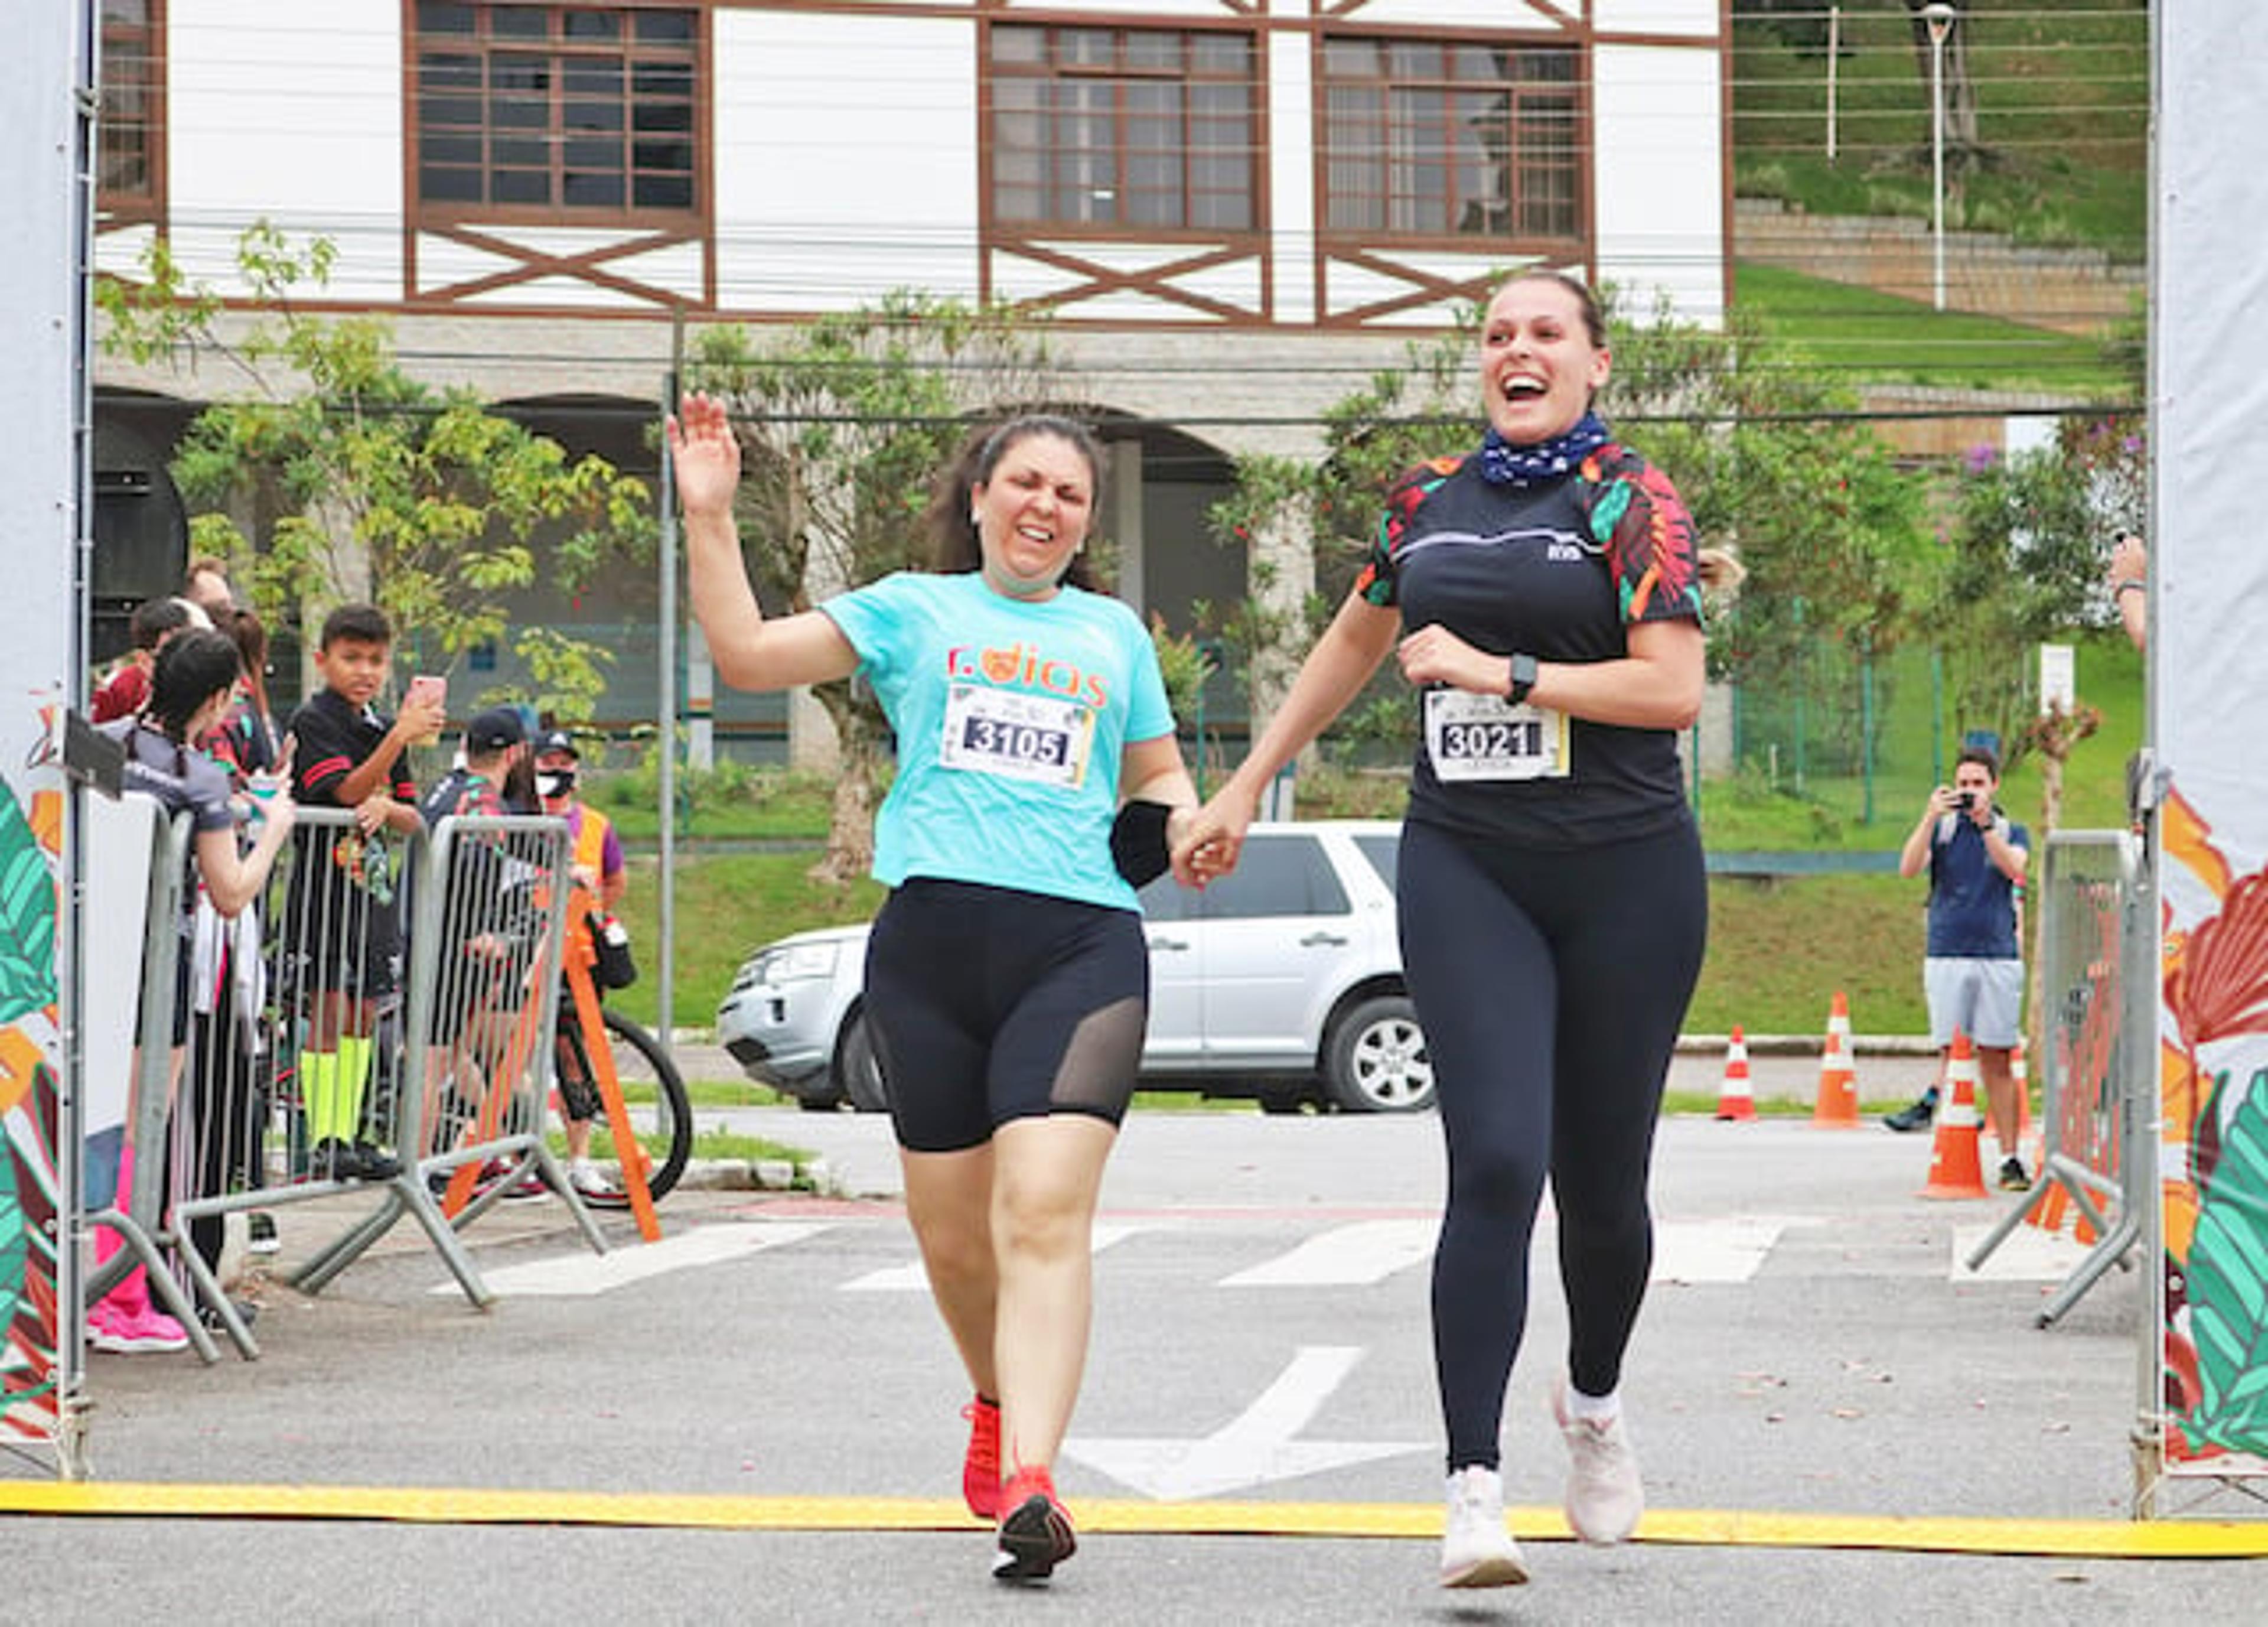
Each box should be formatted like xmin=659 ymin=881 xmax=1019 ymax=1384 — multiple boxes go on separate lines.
xmin=1924 ymin=957 xmax=2023 ymax=1049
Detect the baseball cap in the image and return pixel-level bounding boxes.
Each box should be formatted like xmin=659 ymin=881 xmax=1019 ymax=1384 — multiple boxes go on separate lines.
xmin=465 ymin=706 xmax=526 ymax=754
xmin=535 ymin=727 xmax=580 ymax=760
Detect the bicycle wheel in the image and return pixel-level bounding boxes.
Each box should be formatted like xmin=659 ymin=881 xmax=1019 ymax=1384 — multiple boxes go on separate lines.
xmin=561 ymin=1008 xmax=693 ymax=1202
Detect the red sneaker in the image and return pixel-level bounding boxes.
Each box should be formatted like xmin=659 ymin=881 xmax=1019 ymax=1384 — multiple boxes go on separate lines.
xmin=961 ymin=1396 xmax=1002 ymax=1519
xmin=992 ymin=1466 xmax=1077 ymax=1583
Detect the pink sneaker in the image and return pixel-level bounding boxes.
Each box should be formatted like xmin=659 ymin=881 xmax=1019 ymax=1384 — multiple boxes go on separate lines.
xmin=88 ymin=1306 xmax=191 ymax=1354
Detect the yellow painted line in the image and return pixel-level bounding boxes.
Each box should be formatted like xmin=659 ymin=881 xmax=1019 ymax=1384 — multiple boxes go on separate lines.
xmin=1 ymin=1483 xmax=2264 ymax=1557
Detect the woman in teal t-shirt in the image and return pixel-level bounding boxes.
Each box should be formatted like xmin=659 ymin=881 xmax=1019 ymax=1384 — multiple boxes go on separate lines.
xmin=672 ymin=395 xmax=1205 ymax=1584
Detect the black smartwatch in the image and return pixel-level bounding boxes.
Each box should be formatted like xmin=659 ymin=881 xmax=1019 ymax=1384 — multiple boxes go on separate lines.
xmin=1505 ymin=653 xmax=1539 ymax=706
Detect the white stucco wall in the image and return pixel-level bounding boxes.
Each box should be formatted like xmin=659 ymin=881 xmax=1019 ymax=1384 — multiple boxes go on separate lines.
xmin=713 ymin=10 xmax=980 ymax=311
xmin=1592 ymin=42 xmax=1726 ymax=327
xmin=1594 ymin=0 xmax=1723 ymax=38
xmin=157 ymin=0 xmax=405 ymax=300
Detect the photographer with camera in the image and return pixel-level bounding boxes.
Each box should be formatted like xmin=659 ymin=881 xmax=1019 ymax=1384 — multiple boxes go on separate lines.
xmin=1884 ymin=746 xmax=2032 ymax=1188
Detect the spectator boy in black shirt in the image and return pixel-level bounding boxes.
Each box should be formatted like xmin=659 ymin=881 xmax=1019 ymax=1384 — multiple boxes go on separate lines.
xmin=282 ymin=604 xmax=446 ymax=1180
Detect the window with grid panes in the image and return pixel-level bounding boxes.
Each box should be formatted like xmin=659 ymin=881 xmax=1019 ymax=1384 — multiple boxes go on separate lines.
xmin=989 ymin=24 xmax=1255 ymax=232
xmin=1321 ymin=39 xmax=1579 ymax=241
xmin=99 ymin=0 xmax=163 ymax=220
xmin=413 ymin=3 xmax=698 ymax=220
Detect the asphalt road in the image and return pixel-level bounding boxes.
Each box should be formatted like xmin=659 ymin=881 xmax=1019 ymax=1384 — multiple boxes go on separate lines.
xmin=11 ymin=1105 xmax=2263 ymax=1624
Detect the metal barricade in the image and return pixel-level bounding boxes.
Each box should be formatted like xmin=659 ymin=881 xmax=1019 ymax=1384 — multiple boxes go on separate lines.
xmin=82 ymin=799 xmax=220 ymax=1362
xmin=1964 ymin=830 xmax=2145 ymax=1326
xmin=163 ymin=807 xmax=596 ymax=1355
xmin=379 ymin=812 xmax=600 ymax=1248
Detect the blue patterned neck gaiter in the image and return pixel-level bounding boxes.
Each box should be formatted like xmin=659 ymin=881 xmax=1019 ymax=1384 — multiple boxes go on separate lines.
xmin=1477 ymin=412 xmax=1611 ymax=487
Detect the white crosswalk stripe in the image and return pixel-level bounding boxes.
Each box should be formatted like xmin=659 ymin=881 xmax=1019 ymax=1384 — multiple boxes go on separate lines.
xmin=840 ymin=1221 xmax=1149 ymax=1292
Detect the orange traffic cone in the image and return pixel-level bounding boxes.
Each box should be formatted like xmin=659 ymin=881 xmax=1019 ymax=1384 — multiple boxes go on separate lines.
xmin=1920 ymin=1031 xmax=1989 ymax=1199
xmin=1716 ymin=1026 xmax=1757 ymax=1121
xmin=2029 ymin=1180 xmax=2070 ymax=1234
xmin=1811 ymin=991 xmax=1860 ymax=1127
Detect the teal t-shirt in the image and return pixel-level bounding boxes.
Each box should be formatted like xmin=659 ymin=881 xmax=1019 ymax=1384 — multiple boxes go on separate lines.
xmin=821 ymin=571 xmax=1178 ymax=912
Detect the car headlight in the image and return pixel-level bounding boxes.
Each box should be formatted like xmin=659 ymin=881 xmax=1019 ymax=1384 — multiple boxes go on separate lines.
xmin=754 ymin=941 xmax=840 ymax=984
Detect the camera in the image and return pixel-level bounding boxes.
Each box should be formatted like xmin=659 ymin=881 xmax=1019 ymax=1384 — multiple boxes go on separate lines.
xmin=1954 ymin=790 xmax=1976 ymax=812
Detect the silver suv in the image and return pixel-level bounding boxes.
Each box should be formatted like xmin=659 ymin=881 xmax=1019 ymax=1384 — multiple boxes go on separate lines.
xmin=716 ymin=821 xmax=1431 ymax=1113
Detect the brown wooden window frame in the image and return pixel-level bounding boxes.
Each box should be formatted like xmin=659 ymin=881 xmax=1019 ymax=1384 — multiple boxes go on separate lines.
xmin=409 ymin=1 xmax=700 ymax=228
xmin=987 ymin=22 xmax=1259 ymax=237
xmin=1319 ymin=35 xmax=1583 ymax=248
xmin=98 ymin=0 xmax=167 ymax=225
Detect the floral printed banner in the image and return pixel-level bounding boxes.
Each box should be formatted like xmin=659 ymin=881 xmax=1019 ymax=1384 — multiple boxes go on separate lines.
xmin=2153 ymin=7 xmax=2268 ymax=1485
xmin=0 ymin=7 xmax=79 ymax=1453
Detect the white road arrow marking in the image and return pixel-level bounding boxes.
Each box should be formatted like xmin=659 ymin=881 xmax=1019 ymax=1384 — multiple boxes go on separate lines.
xmin=1648 ymin=1216 xmax=1790 ymax=1284
xmin=428 ymin=1222 xmax=830 ymax=1297
xmin=842 ymin=1222 xmax=1146 ymax=1293
xmin=1063 ymin=1345 xmax=1428 ymax=1500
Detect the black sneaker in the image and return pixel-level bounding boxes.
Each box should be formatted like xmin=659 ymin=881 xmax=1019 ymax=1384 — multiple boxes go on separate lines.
xmin=1999 ymin=1157 xmax=2032 ymax=1192
xmin=196 ymin=1298 xmax=260 ymax=1333
xmin=311 ymin=1138 xmax=355 ymax=1180
xmin=351 ymin=1142 xmax=402 ymax=1181
xmin=992 ymin=1469 xmax=1077 ymax=1584
xmin=1882 ymin=1089 xmax=1938 ymax=1133
xmin=246 ymin=1212 xmax=280 ymax=1255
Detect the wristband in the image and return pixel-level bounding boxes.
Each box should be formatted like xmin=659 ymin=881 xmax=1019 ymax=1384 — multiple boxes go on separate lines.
xmin=2111 ymin=578 xmax=2145 ymax=597
xmin=1110 ymin=799 xmax=1174 ymax=888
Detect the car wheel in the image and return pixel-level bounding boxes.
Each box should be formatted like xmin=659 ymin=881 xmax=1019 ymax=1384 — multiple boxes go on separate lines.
xmin=839 ymin=1010 xmax=891 ymax=1114
xmin=1321 ymin=995 xmax=1433 ymax=1113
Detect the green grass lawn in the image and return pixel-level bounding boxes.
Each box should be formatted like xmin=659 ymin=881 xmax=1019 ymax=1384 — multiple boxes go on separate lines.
xmin=1732 ymin=6 xmax=2149 ymax=261
xmin=1732 ymin=262 xmax=2129 ymax=397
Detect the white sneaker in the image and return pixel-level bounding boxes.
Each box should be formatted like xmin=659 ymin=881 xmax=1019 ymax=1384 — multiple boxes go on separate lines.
xmin=1553 ymin=1387 xmax=1644 ymax=1544
xmin=1439 ymin=1465 xmax=1528 ymax=1589
xmin=569 ymin=1160 xmax=619 ymax=1198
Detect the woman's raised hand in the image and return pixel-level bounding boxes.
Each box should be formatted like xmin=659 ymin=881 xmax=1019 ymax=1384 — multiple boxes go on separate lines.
xmin=666 ymin=391 xmax=744 ymax=518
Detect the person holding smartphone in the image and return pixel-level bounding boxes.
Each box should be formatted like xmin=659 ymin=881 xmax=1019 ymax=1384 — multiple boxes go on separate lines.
xmin=1886 ymin=746 xmax=2031 ymax=1186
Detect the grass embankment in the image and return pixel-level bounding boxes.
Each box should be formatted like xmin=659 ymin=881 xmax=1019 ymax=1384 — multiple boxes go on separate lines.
xmin=1732 ymin=262 xmax=2129 ymax=397
xmin=1732 ymin=4 xmax=2148 ymax=260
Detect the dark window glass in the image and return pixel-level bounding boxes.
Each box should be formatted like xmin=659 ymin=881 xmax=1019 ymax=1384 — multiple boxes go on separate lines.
xmin=988 ymin=24 xmax=1254 ymax=235
xmin=418 ymin=2 xmax=476 ymax=35
xmin=413 ymin=6 xmax=698 ymax=219
xmin=1199 ymin=836 xmax=1350 ymax=921
xmin=1322 ymin=36 xmax=1580 ymax=242
xmin=1352 ymin=834 xmax=1400 ymax=893
xmin=99 ymin=0 xmax=162 ymax=212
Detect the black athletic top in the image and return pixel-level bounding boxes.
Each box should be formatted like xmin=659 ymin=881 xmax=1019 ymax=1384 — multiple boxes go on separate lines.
xmin=1354 ymin=447 xmax=1704 ymax=848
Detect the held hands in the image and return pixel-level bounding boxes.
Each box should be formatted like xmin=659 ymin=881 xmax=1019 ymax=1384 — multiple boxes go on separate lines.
xmin=666 ymin=391 xmax=744 ymax=519
xmin=1396 ymin=624 xmax=1503 ymax=696
xmin=1168 ymin=796 xmax=1249 ymax=889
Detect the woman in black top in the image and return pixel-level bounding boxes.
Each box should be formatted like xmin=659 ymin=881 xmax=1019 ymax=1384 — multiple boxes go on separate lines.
xmin=1176 ymin=272 xmax=1723 ymax=1590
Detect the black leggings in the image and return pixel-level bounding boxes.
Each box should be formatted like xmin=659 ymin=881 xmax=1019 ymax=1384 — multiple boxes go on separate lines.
xmin=865 ymin=878 xmax=1149 ymax=1154
xmin=1399 ymin=816 xmax=1707 ymax=1473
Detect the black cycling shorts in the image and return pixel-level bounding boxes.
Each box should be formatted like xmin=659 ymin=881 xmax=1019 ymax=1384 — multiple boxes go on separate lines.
xmin=863 ymin=878 xmax=1149 ymax=1154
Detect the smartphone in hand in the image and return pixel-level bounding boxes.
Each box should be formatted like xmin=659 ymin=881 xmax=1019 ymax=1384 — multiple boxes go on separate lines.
xmin=405 ymin=673 xmax=447 ymax=743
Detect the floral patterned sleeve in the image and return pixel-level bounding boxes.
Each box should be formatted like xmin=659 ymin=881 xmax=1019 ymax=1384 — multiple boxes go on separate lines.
xmin=1579 ymin=445 xmax=1704 ymax=627
xmin=1354 ymin=456 xmax=1466 ymax=609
